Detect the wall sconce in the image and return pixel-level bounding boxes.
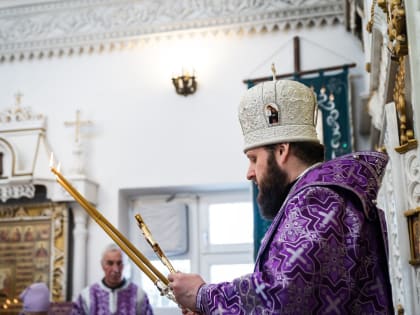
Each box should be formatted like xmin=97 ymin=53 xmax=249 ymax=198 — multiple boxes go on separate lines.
xmin=172 ymin=70 xmax=197 ymax=96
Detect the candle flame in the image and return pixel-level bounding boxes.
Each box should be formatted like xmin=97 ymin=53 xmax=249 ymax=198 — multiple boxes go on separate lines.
xmin=57 ymin=162 xmax=61 ymax=172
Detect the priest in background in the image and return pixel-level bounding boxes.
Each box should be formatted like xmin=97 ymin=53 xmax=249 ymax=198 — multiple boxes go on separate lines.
xmin=71 ymin=243 xmax=153 ymax=315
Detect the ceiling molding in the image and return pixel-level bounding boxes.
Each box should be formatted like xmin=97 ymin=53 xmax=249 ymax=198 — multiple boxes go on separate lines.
xmin=0 ymin=0 xmax=344 ymax=61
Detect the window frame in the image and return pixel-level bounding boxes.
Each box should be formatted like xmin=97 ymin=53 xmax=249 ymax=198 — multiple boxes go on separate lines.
xmin=127 ymin=186 xmax=253 ymax=311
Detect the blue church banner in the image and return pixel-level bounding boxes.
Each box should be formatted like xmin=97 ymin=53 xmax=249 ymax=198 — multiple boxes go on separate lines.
xmin=299 ymin=68 xmax=352 ymax=160
xmin=247 ymin=68 xmax=352 ymax=259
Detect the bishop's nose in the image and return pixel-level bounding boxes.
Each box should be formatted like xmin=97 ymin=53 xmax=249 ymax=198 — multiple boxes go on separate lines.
xmin=246 ymin=165 xmax=256 ymax=181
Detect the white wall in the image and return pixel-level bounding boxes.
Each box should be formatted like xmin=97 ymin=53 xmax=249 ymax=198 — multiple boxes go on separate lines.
xmin=0 ymin=25 xmax=366 ymax=286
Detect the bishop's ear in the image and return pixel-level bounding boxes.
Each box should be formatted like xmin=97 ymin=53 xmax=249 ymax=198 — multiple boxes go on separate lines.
xmin=276 ymin=143 xmax=290 ymax=162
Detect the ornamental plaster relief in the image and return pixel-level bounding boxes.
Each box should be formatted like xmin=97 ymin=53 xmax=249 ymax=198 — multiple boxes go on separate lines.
xmin=379 ymin=101 xmax=420 ymax=314
xmin=381 ymin=160 xmax=405 ymax=308
xmin=379 ymin=114 xmax=405 ymax=308
xmin=405 ymin=150 xmax=420 ymax=209
xmin=370 ymin=1 xmax=388 ymax=38
xmin=368 ymin=41 xmax=390 ymax=130
xmin=0 ymin=0 xmax=344 ymax=60
xmin=0 ymin=101 xmax=44 ymax=124
xmin=0 ymin=184 xmax=36 ymax=202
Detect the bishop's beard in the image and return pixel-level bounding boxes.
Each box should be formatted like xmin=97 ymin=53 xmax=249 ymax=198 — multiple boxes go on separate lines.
xmin=257 ymin=151 xmax=291 ymax=220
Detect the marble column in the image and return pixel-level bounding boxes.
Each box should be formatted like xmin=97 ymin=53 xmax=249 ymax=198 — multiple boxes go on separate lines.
xmin=71 ymin=204 xmax=88 ymax=300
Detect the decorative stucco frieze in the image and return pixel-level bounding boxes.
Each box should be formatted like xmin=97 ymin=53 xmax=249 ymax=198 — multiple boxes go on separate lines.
xmin=0 ymin=103 xmax=44 ymax=124
xmin=0 ymin=183 xmax=35 ymax=202
xmin=0 ymin=0 xmax=344 ymax=60
xmin=0 ymin=97 xmax=45 ymax=131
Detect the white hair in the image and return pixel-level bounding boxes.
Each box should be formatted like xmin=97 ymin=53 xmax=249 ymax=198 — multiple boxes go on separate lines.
xmin=101 ymin=243 xmax=123 ymax=264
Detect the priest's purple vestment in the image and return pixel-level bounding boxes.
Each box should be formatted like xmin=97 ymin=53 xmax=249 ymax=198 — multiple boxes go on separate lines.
xmin=197 ymin=151 xmax=394 ymax=314
xmin=71 ymin=279 xmax=153 ymax=315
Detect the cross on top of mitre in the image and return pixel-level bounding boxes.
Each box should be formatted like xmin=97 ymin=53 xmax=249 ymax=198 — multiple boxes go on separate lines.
xmin=271 ymin=63 xmax=277 ymax=81
xmin=64 ymin=110 xmax=92 ymax=144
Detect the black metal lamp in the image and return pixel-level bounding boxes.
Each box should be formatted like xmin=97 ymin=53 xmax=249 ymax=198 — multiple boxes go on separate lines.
xmin=172 ymin=71 xmax=197 ymax=96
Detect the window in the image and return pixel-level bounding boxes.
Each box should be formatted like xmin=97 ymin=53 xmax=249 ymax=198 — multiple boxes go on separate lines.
xmin=208 ymin=202 xmax=253 ymax=245
xmin=210 ymin=263 xmax=254 ymax=283
xmin=199 ymin=192 xmax=254 ymax=282
xmin=128 ymin=187 xmax=253 ymax=313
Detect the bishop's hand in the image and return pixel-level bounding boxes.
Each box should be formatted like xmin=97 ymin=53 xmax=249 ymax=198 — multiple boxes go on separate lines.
xmin=168 ymin=272 xmax=205 ymax=312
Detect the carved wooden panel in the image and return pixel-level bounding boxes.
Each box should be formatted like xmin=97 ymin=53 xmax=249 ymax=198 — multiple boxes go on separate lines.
xmin=0 ymin=202 xmax=69 ymax=312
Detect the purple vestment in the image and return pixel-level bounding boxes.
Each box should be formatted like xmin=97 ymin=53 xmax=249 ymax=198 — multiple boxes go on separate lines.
xmin=71 ymin=279 xmax=153 ymax=315
xmin=197 ymin=152 xmax=394 ymax=314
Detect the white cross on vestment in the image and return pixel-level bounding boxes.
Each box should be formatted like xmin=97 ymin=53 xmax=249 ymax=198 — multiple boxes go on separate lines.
xmin=325 ymin=295 xmax=341 ymax=313
xmin=286 ymin=247 xmax=306 ymax=264
xmin=320 ymin=210 xmax=338 ymax=226
xmin=254 ymin=277 xmax=268 ymax=301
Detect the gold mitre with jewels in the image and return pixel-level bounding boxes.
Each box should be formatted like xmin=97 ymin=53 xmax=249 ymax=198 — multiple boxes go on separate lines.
xmin=238 ymin=79 xmax=319 ymax=151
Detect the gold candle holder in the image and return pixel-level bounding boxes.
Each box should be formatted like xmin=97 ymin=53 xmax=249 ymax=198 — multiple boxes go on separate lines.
xmin=135 ymin=214 xmax=176 ymax=273
xmin=49 ymin=154 xmax=174 ymax=300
